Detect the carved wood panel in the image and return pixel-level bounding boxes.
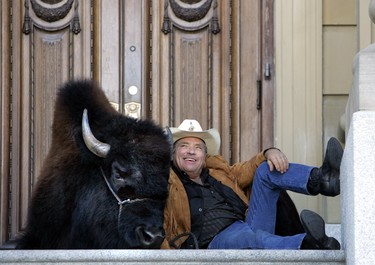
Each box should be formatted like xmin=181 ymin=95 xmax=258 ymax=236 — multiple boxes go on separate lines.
xmin=32 ymin=28 xmax=70 ymax=178
xmin=5 ymin=0 xmax=92 ymax=242
xmin=172 ymin=29 xmax=211 ymax=129
xmin=152 ymin=0 xmax=231 ymax=156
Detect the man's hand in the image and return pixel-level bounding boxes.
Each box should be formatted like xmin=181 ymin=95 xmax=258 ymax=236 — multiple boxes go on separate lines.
xmin=264 ymin=148 xmax=289 ymax=173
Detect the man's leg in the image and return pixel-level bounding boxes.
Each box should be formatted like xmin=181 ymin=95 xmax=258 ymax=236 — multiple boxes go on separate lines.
xmin=207 ymin=220 xmax=305 ymax=249
xmin=247 ymin=161 xmax=313 ymax=233
xmin=208 ymin=162 xmax=312 ymax=249
xmin=209 ymin=138 xmax=342 ymax=249
xmin=208 ymin=211 xmax=339 ymax=249
xmin=247 ymin=137 xmax=343 ymax=233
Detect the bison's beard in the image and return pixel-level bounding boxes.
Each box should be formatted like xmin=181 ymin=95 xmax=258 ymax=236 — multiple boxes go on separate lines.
xmin=65 ymin=184 xmax=166 ymax=249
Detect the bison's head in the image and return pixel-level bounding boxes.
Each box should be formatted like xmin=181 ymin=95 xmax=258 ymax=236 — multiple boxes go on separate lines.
xmin=82 ymin=109 xmax=170 ymax=248
xmin=81 ymin=108 xmax=170 ymax=248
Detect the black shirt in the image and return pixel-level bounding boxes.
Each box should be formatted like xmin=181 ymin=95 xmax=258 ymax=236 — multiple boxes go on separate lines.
xmin=172 ymin=164 xmax=247 ymax=248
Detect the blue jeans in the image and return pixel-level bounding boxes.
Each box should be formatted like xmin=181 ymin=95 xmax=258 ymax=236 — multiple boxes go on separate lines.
xmin=208 ymin=161 xmax=314 ymax=249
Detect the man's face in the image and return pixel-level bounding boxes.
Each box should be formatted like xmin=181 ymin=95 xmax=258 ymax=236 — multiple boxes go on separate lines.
xmin=173 ymin=137 xmax=207 ymax=178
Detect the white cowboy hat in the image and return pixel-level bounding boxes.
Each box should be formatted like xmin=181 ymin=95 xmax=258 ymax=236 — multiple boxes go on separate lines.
xmin=169 ymin=119 xmax=221 ymax=155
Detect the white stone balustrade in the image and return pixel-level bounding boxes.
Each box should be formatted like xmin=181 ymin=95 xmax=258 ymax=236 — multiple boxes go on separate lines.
xmin=341 ymin=1 xmax=375 ymax=264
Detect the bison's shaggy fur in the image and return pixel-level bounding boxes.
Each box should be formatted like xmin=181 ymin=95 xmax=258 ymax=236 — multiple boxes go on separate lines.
xmin=16 ymin=80 xmax=171 ymax=249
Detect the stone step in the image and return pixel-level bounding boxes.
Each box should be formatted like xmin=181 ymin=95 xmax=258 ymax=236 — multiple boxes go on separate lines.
xmin=0 ymin=224 xmax=344 ymax=264
xmin=0 ymin=249 xmax=345 ymax=265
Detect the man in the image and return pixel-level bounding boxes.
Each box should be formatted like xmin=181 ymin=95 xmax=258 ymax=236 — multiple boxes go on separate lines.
xmin=161 ymin=119 xmax=342 ymax=250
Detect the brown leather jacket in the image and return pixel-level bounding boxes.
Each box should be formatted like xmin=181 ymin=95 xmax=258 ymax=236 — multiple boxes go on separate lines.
xmin=161 ymin=151 xmax=267 ymax=249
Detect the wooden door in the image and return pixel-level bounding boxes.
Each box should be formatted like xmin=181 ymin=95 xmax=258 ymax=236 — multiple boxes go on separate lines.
xmin=150 ymin=0 xmax=274 ymax=161
xmin=0 ymin=0 xmax=274 ymax=246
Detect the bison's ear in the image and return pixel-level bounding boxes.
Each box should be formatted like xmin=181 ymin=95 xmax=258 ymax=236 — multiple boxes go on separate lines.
xmin=163 ymin=126 xmax=173 ymax=161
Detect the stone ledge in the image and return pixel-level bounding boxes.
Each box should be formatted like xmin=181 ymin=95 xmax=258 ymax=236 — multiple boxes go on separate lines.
xmin=0 ymin=249 xmax=345 ymax=265
xmin=326 ymin=224 xmax=341 ymax=244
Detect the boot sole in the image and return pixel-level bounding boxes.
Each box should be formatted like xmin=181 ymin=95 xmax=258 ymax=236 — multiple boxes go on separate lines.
xmin=300 ymin=209 xmax=340 ymax=250
xmin=326 ymin=138 xmax=343 ymax=172
xmin=301 ymin=209 xmax=325 ymax=243
xmin=324 ymin=138 xmax=343 ymax=195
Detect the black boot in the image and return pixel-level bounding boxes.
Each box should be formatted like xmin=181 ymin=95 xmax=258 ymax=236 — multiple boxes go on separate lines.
xmin=300 ymin=209 xmax=340 ymax=250
xmin=307 ymin=137 xmax=343 ymax=197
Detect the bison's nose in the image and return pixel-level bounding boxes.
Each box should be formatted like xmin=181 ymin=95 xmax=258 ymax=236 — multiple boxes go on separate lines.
xmin=135 ymin=226 xmax=165 ymax=249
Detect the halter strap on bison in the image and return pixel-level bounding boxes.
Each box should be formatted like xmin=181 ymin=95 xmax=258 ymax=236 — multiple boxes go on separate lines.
xmin=16 ymin=80 xmax=171 ymax=249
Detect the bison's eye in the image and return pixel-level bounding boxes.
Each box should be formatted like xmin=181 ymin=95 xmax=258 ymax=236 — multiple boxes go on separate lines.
xmin=119 ymin=170 xmax=131 ymax=178
xmin=111 ymin=161 xmax=131 ymax=178
xmin=110 ymin=161 xmax=143 ymax=192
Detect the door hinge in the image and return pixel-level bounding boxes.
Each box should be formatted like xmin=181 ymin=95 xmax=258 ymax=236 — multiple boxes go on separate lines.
xmin=257 ymin=80 xmax=262 ymax=110
xmin=264 ymin=63 xmax=271 ymax=79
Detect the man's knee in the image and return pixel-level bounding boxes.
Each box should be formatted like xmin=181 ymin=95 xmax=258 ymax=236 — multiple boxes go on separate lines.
xmin=256 ymin=161 xmax=270 ymax=175
xmin=254 ymin=161 xmax=274 ymax=185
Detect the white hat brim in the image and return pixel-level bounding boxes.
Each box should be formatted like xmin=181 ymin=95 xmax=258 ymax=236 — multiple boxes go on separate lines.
xmin=170 ymin=127 xmax=221 ymax=155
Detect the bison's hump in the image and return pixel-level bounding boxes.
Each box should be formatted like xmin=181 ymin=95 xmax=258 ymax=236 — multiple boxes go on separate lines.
xmin=48 ymin=79 xmax=170 ymax=164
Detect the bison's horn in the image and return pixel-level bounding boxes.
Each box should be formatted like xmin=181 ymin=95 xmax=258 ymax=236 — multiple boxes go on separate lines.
xmin=82 ymin=109 xmax=111 ymax=158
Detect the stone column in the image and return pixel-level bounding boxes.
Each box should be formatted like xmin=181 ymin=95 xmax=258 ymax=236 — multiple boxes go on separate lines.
xmin=342 ymin=1 xmax=375 ymax=264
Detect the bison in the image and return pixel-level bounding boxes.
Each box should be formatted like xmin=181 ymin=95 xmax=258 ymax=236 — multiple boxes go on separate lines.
xmin=16 ymin=80 xmax=171 ymax=249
